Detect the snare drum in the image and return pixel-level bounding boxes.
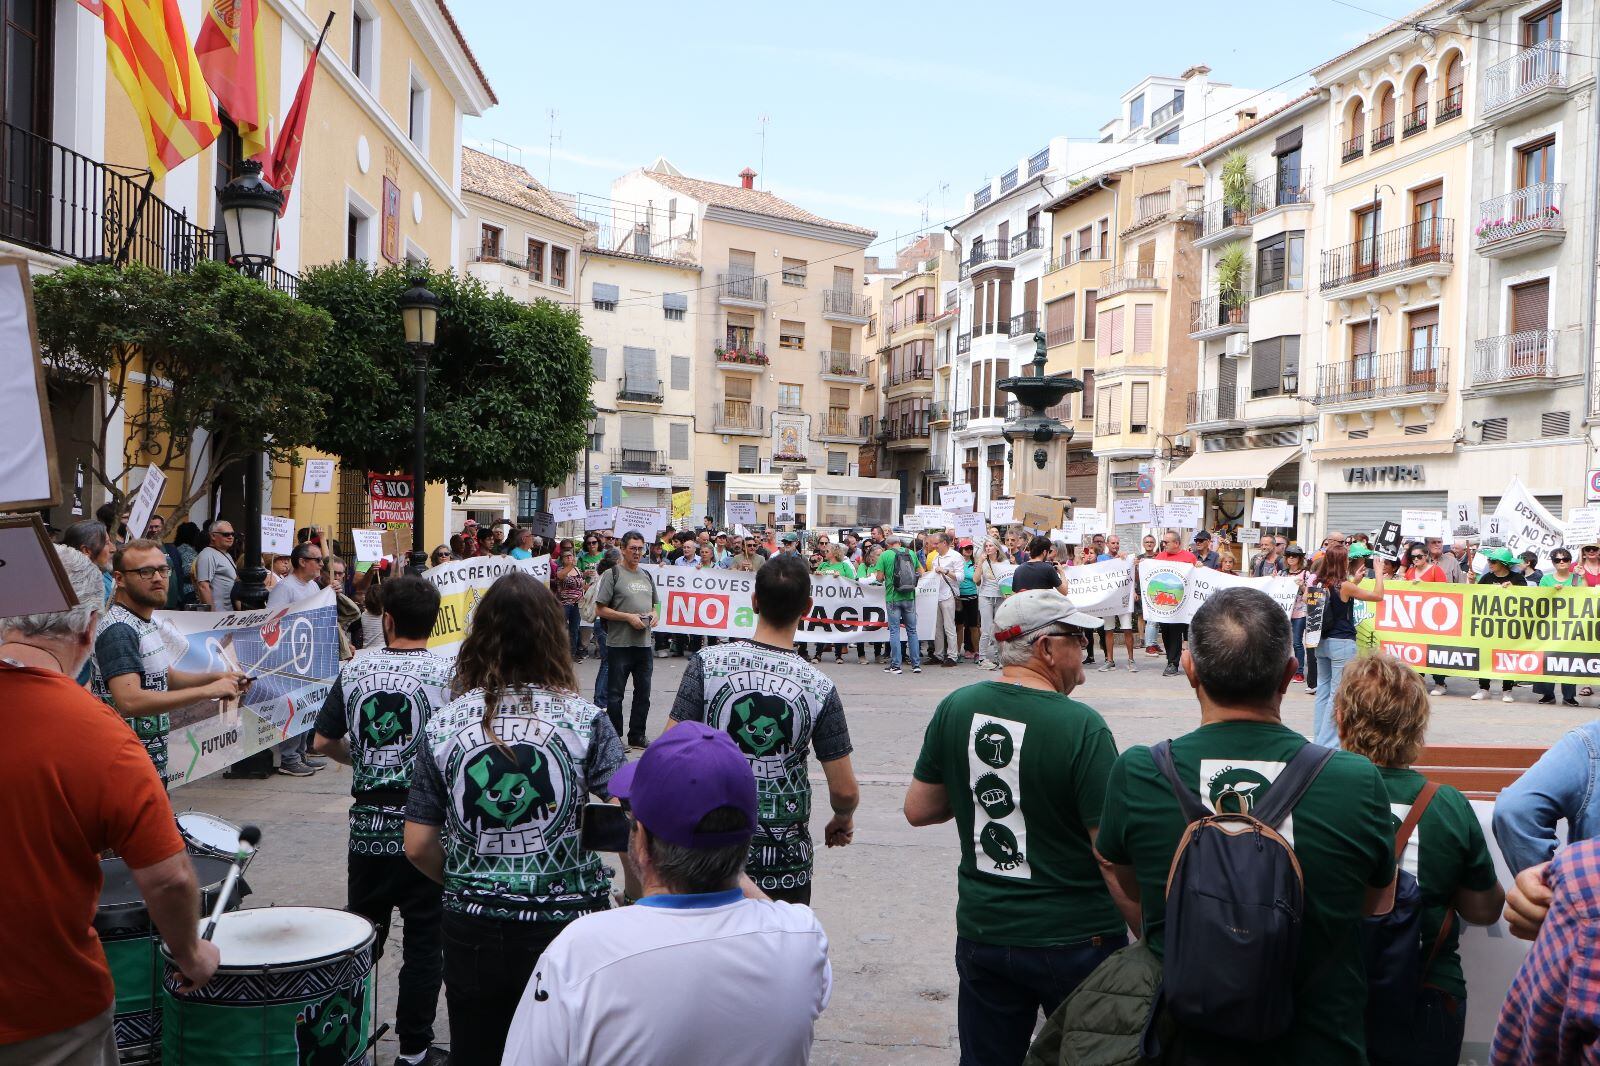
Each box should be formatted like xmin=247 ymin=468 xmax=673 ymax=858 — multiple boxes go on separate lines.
xmin=161 ymin=908 xmax=376 ymax=1065
xmin=178 ymin=812 xmax=242 ymax=862
xmin=97 ymin=856 xmax=237 ymax=1065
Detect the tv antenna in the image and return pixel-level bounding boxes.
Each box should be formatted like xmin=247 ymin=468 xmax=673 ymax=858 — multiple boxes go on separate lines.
xmin=546 ymin=109 xmax=562 ymax=187
xmin=757 ymin=114 xmax=769 ymax=189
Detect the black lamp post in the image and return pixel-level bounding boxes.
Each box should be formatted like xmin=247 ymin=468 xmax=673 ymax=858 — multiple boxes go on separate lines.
xmin=1000 ymin=331 xmax=1082 ymax=473
xmin=400 ymin=279 xmax=440 ymax=575
xmin=217 ymin=160 xmax=284 ymax=610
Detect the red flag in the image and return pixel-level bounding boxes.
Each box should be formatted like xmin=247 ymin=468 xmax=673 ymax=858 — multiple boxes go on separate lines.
xmin=195 ymin=0 xmax=269 ymax=159
xmin=267 ymin=12 xmax=331 ymax=214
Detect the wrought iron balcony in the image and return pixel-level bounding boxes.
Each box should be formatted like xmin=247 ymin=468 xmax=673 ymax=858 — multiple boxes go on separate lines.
xmin=1199 ymin=199 xmax=1253 ymax=242
xmin=957 ymin=332 xmax=972 ymax=355
xmin=1189 ymin=296 xmax=1248 ymax=338
xmin=1371 ymin=120 xmax=1395 ymax=151
xmin=1009 ymin=228 xmax=1044 ymax=257
xmin=1312 ymin=349 xmax=1449 ymax=406
xmin=1320 ymin=220 xmax=1454 ymax=292
xmin=616 ymin=376 xmax=665 ymax=403
xmin=1341 ymin=131 xmax=1365 ymax=164
xmin=1403 ymin=102 xmax=1428 ymax=137
xmin=1095 ymin=419 xmax=1121 ymax=436
xmin=1008 ymin=310 xmax=1038 ymax=338
xmin=1187 ymin=387 xmax=1240 ymax=426
xmin=1437 ymin=88 xmax=1464 ymax=123
xmin=1475 ymin=183 xmax=1564 ymax=256
xmin=1472 ymin=330 xmax=1559 ymax=386
xmin=887 ymin=364 xmax=934 ymax=386
xmin=718 ymin=272 xmax=767 ymax=304
xmin=820 ymin=350 xmax=865 ymax=379
xmin=958 ymin=239 xmax=1010 ymax=279
xmin=889 ymin=308 xmax=933 ymax=333
xmin=1099 ymin=260 xmax=1166 ymax=296
xmin=1257 ymin=168 xmax=1312 ymax=211
xmin=1483 ymin=40 xmax=1571 ymax=117
xmin=1135 ymin=190 xmax=1171 ymax=222
xmin=714 ymin=346 xmax=768 ymax=369
xmin=472 ymin=245 xmax=527 ymax=269
xmin=822 ymin=288 xmax=869 ymax=319
xmin=712 ymin=402 xmax=765 ymax=434
xmin=929 ymin=401 xmax=952 ymax=424
xmin=817 ymin=410 xmax=865 ymax=441
xmin=1046 ymin=324 xmax=1074 ymax=347
xmin=611 ymin=448 xmax=669 ymax=473
xmin=953 ymin=409 xmax=969 ymax=431
xmin=886 ymin=415 xmax=930 ymax=442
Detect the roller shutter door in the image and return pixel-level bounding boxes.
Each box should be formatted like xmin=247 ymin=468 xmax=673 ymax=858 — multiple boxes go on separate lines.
xmin=1324 ymin=491 xmax=1447 ymax=538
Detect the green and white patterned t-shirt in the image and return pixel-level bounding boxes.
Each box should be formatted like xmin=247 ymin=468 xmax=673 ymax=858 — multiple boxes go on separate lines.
xmin=313 ymin=647 xmax=455 ymax=856
xmin=406 ymin=685 xmax=625 ymax=922
xmin=669 ymin=640 xmax=853 ymax=894
xmin=90 ymin=603 xmax=171 ymax=782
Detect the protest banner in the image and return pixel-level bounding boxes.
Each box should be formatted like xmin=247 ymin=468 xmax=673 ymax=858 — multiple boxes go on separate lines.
xmin=953 ymin=512 xmax=987 ymax=542
xmin=939 ymin=483 xmax=975 ymax=511
xmin=585 ymin=507 xmax=616 ymax=531
xmin=1113 ymin=497 xmax=1153 ymax=526
xmin=421 ymin=555 xmax=550 ymax=657
xmin=1251 ymin=497 xmax=1294 ymax=527
xmin=1492 ymin=477 xmax=1564 ymax=565
xmin=1157 ymin=498 xmax=1203 ymax=530
xmin=642 ymin=565 xmax=938 ymax=644
xmin=350 ymin=529 xmax=385 ymax=562
xmin=1564 ymin=508 xmax=1600 ymax=550
xmin=902 ymin=513 xmax=924 ymax=532
xmin=1061 ymin=557 xmax=1136 ymax=616
xmin=672 ymin=489 xmax=694 ymax=525
xmin=550 ymin=494 xmax=585 ymax=523
xmin=993 ymin=561 xmax=1018 ymax=595
xmin=1401 ymin=509 xmax=1446 ymax=541
xmin=614 ymin=506 xmax=665 ymax=537
xmin=157 ymin=589 xmax=340 ymax=787
xmin=726 ymin=501 xmax=758 ymax=525
xmin=261 ymin=515 xmax=294 ymax=555
xmin=368 ymin=474 xmax=414 ymax=524
xmin=1138 ymin=559 xmax=1296 ymax=624
xmin=300 ymin=459 xmax=335 ymax=494
xmin=988 ymin=498 xmax=1016 ymax=525
xmin=125 ymin=465 xmax=166 ymax=539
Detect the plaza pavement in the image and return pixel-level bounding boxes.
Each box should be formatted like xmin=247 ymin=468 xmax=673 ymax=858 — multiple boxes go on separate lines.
xmin=177 ymin=648 xmax=1596 ymax=1064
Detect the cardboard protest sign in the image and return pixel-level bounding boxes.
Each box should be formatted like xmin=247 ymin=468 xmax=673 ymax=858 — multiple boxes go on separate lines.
xmin=261 ymin=516 xmax=294 ymax=555
xmin=585 ymin=507 xmax=617 ymax=531
xmin=300 ymin=459 xmax=335 ymax=494
xmin=614 ymin=506 xmax=665 ymax=537
xmin=776 ymin=495 xmax=797 ymax=524
xmin=1449 ymin=499 xmax=1480 ymax=537
xmin=1157 ymin=498 xmax=1203 ymax=530
xmin=1401 ymin=509 xmax=1446 ymax=541
xmin=550 ymin=495 xmax=585 ymax=523
xmin=125 ymin=465 xmax=166 ymax=539
xmin=988 ymin=498 xmax=1016 ymax=525
xmin=726 ymin=501 xmax=758 ymax=525
xmin=421 ymin=555 xmax=550 ymax=657
xmin=1563 ymin=508 xmax=1600 ymax=550
xmin=939 ymin=483 xmax=975 ymax=511
xmin=1057 ymin=521 xmax=1083 ymax=545
xmin=1237 ymin=527 xmax=1262 ymax=546
xmin=1077 ymin=508 xmax=1107 ymax=536
xmin=530 ymin=512 xmax=557 ymax=538
xmin=1251 ymin=497 xmax=1293 ymax=527
xmin=0 ymin=258 xmax=59 ymax=511
xmin=350 ymin=529 xmax=385 ymax=562
xmin=0 ymin=515 xmax=75 ymax=620
xmin=953 ymin=512 xmax=987 ymax=542
xmin=1113 ymin=497 xmax=1153 ymax=526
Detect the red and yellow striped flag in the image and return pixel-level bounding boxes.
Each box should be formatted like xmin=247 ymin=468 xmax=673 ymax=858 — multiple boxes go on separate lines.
xmin=81 ymin=0 xmax=220 ymax=178
xmin=195 ymin=0 xmax=269 ymax=160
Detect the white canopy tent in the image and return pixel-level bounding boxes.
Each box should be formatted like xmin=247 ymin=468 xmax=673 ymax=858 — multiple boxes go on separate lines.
xmin=723 ymin=473 xmax=899 ymax=527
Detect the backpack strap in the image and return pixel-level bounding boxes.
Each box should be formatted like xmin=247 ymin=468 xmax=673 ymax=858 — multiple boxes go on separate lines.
xmin=1150 ymin=741 xmax=1210 ymax=823
xmin=1251 ymin=742 xmax=1337 ymax=828
xmin=1393 ymin=780 xmax=1440 ymax=858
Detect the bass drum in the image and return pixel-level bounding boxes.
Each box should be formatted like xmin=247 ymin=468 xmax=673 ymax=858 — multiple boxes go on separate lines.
xmin=161 ymin=907 xmax=376 ymax=1066
xmin=177 ymin=812 xmax=242 ymax=863
xmin=97 ymin=856 xmax=238 ymax=1065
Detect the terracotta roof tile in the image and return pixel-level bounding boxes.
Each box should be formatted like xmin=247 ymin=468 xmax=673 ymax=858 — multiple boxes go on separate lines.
xmin=642 ymin=170 xmax=876 ymax=239
xmin=461 ymin=148 xmax=582 ymax=229
xmin=433 ymin=0 xmax=496 ymax=105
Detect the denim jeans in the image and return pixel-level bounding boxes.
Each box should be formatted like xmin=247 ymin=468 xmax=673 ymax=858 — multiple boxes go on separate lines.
xmin=1314 ymin=637 xmax=1357 ymax=747
xmin=606 ymin=644 xmax=653 ymax=740
xmin=563 ymin=603 xmax=582 ymax=658
xmin=1493 ymin=720 xmax=1600 ymax=873
xmin=1144 ymin=619 xmax=1159 ymax=648
xmin=1534 ymin=680 xmax=1578 ymax=701
xmin=886 ymin=600 xmax=919 ymax=668
xmin=1291 ymin=616 xmax=1318 ymax=689
xmin=1368 ymin=989 xmax=1465 ymax=1066
xmin=347 ymin=851 xmax=443 ymax=1055
xmin=592 ymin=624 xmax=609 ymax=706
xmin=441 ymin=912 xmax=572 ymax=1066
xmin=954 ymin=933 xmax=1127 ymax=1066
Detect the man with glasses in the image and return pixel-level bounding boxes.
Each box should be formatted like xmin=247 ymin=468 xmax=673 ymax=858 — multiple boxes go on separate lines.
xmin=91 ymin=540 xmax=247 ymax=782
xmin=722 ymin=535 xmax=766 ymax=572
xmin=195 ymin=519 xmax=239 ymax=611
xmin=596 ymin=531 xmax=661 ymax=749
xmin=904 ymin=590 xmax=1135 ymax=1064
xmin=267 ymin=542 xmax=332 ymax=775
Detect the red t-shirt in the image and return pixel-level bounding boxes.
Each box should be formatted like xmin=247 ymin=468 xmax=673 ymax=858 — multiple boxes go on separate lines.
xmin=0 ymin=663 xmax=184 ymax=1043
xmin=1155 ymin=550 xmax=1199 ymax=564
xmin=1405 ymin=564 xmax=1447 ymax=583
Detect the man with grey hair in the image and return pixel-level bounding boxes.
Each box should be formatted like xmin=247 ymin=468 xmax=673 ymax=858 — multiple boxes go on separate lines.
xmin=904 ymin=590 xmax=1137 ymax=1063
xmin=1 ymin=546 xmax=220 ymax=1064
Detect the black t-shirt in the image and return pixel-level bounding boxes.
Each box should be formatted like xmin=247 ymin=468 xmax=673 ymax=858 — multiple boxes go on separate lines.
xmin=1011 ymin=560 xmax=1061 ymax=593
xmin=1478 ymin=569 xmax=1527 ymax=587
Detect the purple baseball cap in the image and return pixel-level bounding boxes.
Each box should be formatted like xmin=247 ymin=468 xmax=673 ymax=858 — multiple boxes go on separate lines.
xmin=607 ymin=722 xmax=758 ymax=849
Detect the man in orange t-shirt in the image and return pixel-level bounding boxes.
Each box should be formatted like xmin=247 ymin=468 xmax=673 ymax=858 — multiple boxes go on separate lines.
xmin=0 ymin=546 xmax=218 ymax=1065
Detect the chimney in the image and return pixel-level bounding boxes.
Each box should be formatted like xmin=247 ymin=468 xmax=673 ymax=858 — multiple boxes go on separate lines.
xmin=739 ymin=167 xmax=757 ymax=190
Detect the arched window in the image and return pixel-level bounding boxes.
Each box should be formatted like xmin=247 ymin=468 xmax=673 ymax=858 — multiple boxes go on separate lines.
xmin=1440 ymin=54 xmax=1464 ymax=120
xmin=1344 ymin=100 xmax=1366 ymax=161
xmin=1374 ymin=86 xmax=1396 ymax=147
xmin=1406 ymin=70 xmax=1429 ymax=135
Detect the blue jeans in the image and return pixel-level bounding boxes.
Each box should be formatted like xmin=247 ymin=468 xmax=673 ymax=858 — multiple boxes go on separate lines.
xmin=593 ymin=624 xmax=609 ymax=706
xmin=886 ymin=600 xmax=919 ymax=668
xmin=563 ymin=602 xmax=582 ymax=658
xmin=954 ymin=933 xmax=1127 ymax=1066
xmin=1291 ymin=616 xmax=1318 ymax=689
xmin=1314 ymin=637 xmax=1357 ymax=747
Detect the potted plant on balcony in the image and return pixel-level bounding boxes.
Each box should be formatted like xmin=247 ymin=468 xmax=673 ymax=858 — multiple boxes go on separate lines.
xmin=1216 ymin=243 xmax=1249 ymax=323
xmin=1221 ymin=149 xmax=1254 ymax=226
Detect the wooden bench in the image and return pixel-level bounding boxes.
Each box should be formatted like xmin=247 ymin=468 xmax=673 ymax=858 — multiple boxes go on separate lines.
xmin=1415 ymin=745 xmax=1547 ymax=800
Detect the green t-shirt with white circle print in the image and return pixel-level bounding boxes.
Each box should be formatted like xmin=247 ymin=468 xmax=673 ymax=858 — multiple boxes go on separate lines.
xmin=912 ymin=681 xmax=1123 ymax=947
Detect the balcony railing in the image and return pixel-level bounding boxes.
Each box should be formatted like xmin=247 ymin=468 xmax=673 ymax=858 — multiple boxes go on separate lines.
xmin=718 ymin=272 xmax=767 ymax=303
xmin=1000 ymin=168 xmax=1019 ymax=193
xmin=886 ymin=416 xmax=930 ymax=441
xmin=859 ymin=414 xmax=875 ymax=438
xmin=960 ymin=239 xmax=1011 ymax=280
xmin=1027 ymin=146 xmax=1050 ymax=178
xmin=890 ymin=309 xmax=933 ymax=333
xmin=715 ymin=346 xmax=768 ymax=367
xmin=712 ymin=402 xmax=765 ymax=433
xmin=1009 ymin=227 xmax=1044 ymax=256
xmin=616 ymin=376 xmax=665 ymax=403
xmin=1483 ymin=39 xmax=1570 ymax=114
xmin=1190 ymin=295 xmax=1248 ymax=334
xmin=1201 ymin=199 xmax=1253 ymax=237
xmin=929 ymin=401 xmax=952 ymax=423
xmin=1472 ymin=330 xmax=1558 ymax=386
xmin=1095 ymin=419 xmax=1121 ymax=436
xmin=953 ymin=409 xmax=969 ymax=431
xmin=1135 ymin=190 xmax=1171 ymax=221
xmin=887 ymin=365 xmax=934 ymax=386
xmin=820 ymin=350 xmax=864 ymax=378
xmin=1008 ymin=310 xmax=1039 ymax=338
xmin=822 ymin=288 xmax=868 ymax=318
xmin=1100 ymin=260 xmax=1166 ymax=296
xmin=1371 ymin=120 xmax=1395 ymax=150
xmin=1046 ymin=324 xmax=1075 ymax=347
xmin=1475 ymin=183 xmax=1564 ymax=248
xmin=1403 ymin=102 xmax=1428 ymax=137
xmin=472 ymin=245 xmax=527 ymax=270
xmin=1312 ymin=348 xmax=1449 ymax=405
xmin=1187 ymin=387 xmax=1239 ymax=425
xmin=1342 ymin=131 xmax=1365 ymax=163
xmin=1151 ymin=96 xmax=1183 ymax=127
xmin=957 ymin=331 xmax=972 ymax=355
xmin=1321 ymin=219 xmax=1454 ymax=291
xmin=1255 ymin=168 xmax=1314 ymax=211
xmin=611 ymin=448 xmax=668 ymax=473
xmin=1437 ymin=88 xmax=1463 ymax=123
xmin=817 ymin=410 xmax=860 ymax=439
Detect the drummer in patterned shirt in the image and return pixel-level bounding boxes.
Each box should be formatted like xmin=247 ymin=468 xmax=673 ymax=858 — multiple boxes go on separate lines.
xmin=668 ymin=551 xmax=860 ymax=904
xmin=312 ymin=575 xmax=452 ymax=1066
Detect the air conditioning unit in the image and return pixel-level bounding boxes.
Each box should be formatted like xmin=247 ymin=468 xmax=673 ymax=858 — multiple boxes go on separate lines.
xmin=1226 ymin=333 xmax=1249 ymax=357
xmin=1172 ymin=434 xmax=1192 ymax=452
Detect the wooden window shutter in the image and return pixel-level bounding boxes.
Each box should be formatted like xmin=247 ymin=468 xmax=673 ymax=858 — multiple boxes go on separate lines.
xmin=997 ymin=279 xmax=1013 ymax=323
xmin=1080 ymin=367 xmax=1095 ymax=418
xmin=1130 ymin=381 xmax=1150 ymax=429
xmin=1349 ymin=320 xmax=1372 ymax=355
xmin=1413 ymin=180 xmax=1443 ymax=209
xmin=1511 ymin=279 xmax=1550 ymax=333
xmin=1408 ymin=306 xmax=1440 ymax=331
xmin=1448 ymin=57 xmax=1463 ymax=94
xmin=1380 ymin=88 xmax=1395 ymax=125
xmin=1063 ymin=293 xmax=1075 ymax=334
xmin=1023 ymin=278 xmax=1039 ymax=315
xmin=1110 ymin=307 xmax=1126 ymax=353
xmin=724 ymin=376 xmax=751 ymax=401
xmin=829 ymin=386 xmax=849 ymax=407
xmin=1096 ymin=312 xmax=1112 ymax=357
xmin=997 ymin=220 xmax=1010 ymax=245
xmin=1045 ymin=298 xmax=1067 ymax=333
xmin=1251 ymin=337 xmax=1283 ymax=396
xmin=1133 ymin=305 xmax=1154 ymax=353
xmin=1084 ymin=290 xmax=1098 ymax=338
xmin=1137 ymin=241 xmax=1155 ymax=265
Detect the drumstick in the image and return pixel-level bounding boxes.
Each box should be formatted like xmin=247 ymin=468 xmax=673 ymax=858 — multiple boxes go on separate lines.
xmin=201 ymin=825 xmax=262 ymax=941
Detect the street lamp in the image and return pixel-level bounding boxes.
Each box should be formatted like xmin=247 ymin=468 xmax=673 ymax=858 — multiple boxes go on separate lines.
xmin=400 ymin=279 xmax=441 ymax=575
xmin=1281 ymin=363 xmax=1300 ymax=397
xmin=218 ymin=160 xmax=285 ymax=610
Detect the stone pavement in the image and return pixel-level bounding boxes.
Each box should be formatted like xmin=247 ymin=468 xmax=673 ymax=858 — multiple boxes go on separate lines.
xmin=177 ymin=647 xmax=1596 ymax=1065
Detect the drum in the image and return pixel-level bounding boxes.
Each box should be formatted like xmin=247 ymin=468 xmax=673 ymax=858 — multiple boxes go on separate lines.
xmin=97 ymin=855 xmax=237 ymax=1065
xmin=161 ymin=908 xmax=376 ymax=1065
xmin=178 ymin=812 xmax=242 ymax=862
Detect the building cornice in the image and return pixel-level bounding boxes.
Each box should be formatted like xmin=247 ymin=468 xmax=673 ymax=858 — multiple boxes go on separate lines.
xmin=701 ymin=205 xmax=874 ymax=249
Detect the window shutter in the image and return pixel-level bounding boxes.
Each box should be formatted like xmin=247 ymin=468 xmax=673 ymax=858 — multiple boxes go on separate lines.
xmin=592 ymin=282 xmax=619 ymax=303
xmin=1045 ymin=297 xmax=1068 ymax=333
xmin=671 ymin=355 xmax=690 ymax=391
xmin=738 ymin=444 xmax=758 ymax=471
xmin=1252 ymin=337 xmax=1283 ymax=396
xmin=1133 ymin=305 xmax=1153 ymax=353
xmin=669 ymin=422 xmax=689 ymax=459
xmin=590 ymin=346 xmax=606 ymax=380
xmin=1380 ymin=89 xmax=1395 ymax=125
xmin=1108 ymin=384 xmax=1122 ymax=427
xmin=663 ymin=292 xmax=687 ymax=312
xmin=724 ymin=376 xmax=751 ymax=401
xmin=829 ymin=386 xmax=849 ymax=407
xmin=1084 ymin=290 xmax=1098 ymax=338
xmin=1096 ymin=311 xmax=1111 ymax=358
xmin=1349 ymin=320 xmax=1372 ymax=355
xmin=1511 ymin=279 xmax=1550 ymax=333
xmin=1283 ymin=335 xmax=1300 ymax=387
xmin=1408 ymin=306 xmax=1440 ymax=331
xmin=623 ymin=347 xmax=657 ymax=389
xmin=1110 ymin=307 xmax=1126 ymax=354
xmin=1022 ymin=278 xmax=1038 ymax=316
xmin=1217 ymin=356 xmax=1238 ymax=417
xmin=621 ymin=414 xmax=654 ymax=450
xmin=1081 ymin=368 xmax=1095 ymax=419
xmin=828 ymin=451 xmax=847 ymax=475
xmin=1130 ymin=382 xmax=1150 ymax=429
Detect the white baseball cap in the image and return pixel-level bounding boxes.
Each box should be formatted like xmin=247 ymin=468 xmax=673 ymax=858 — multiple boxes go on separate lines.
xmin=993 ymin=590 xmax=1104 ymax=643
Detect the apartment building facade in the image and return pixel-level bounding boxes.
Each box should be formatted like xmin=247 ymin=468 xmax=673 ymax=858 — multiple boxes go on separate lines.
xmin=608 ymin=161 xmax=876 ymax=526
xmin=877 ymin=240 xmax=957 ymax=510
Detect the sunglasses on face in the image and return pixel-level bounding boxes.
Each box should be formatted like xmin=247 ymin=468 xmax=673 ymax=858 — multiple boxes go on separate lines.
xmin=1554 ymin=556 xmax=1572 ymax=564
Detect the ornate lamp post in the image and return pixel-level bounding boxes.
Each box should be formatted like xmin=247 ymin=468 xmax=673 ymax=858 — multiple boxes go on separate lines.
xmin=400 ymin=279 xmax=441 ymax=575
xmin=217 ymin=160 xmax=284 ymax=610
xmin=1000 ymin=330 xmax=1082 ymax=473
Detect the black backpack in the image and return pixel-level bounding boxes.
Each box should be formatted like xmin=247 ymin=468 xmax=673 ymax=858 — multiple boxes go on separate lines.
xmin=1360 ymin=780 xmax=1451 ymax=1063
xmin=1146 ymin=739 xmax=1334 ymax=1045
xmin=892 ymin=549 xmax=919 ymax=595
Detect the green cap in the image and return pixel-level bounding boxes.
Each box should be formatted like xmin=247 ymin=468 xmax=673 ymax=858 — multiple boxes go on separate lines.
xmin=1348 ymin=543 xmax=1374 ymax=560
xmin=1485 ymin=546 xmax=1517 ymax=566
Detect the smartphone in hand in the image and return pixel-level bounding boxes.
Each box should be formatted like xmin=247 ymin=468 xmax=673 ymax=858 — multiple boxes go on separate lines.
xmin=580 ymin=802 xmax=632 ymax=853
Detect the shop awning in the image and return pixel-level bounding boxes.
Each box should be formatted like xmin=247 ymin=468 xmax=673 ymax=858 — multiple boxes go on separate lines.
xmin=1166 ymin=445 xmax=1301 ymax=491
xmin=723 ymin=472 xmax=901 ymax=503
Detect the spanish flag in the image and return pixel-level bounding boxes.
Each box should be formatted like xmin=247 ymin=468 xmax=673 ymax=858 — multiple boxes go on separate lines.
xmin=195 ymin=0 xmax=269 ymax=160
xmin=81 ymin=0 xmax=220 ymax=179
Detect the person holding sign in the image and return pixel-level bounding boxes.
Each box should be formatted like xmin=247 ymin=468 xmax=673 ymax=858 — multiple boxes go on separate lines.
xmin=1311 ymin=544 xmax=1386 ymax=747
xmin=1531 ymin=549 xmax=1583 ymax=707
xmin=1471 ymin=548 xmax=1526 ymax=704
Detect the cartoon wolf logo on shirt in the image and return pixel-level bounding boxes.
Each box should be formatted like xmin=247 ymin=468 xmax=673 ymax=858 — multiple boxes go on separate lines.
xmin=725 ymin=691 xmax=795 ymax=759
xmin=460 ymin=742 xmax=558 ymax=835
xmin=294 ymin=979 xmax=365 ymax=1065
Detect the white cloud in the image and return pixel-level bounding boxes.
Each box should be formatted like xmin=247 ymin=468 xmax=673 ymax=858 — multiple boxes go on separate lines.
xmin=766 ymin=182 xmax=925 ymax=219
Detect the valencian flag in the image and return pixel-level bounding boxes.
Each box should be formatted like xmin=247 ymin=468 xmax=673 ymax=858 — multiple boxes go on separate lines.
xmin=195 ymin=0 xmax=270 ymax=159
xmin=266 ymin=12 xmax=333 ymax=216
xmin=78 ymin=0 xmax=220 ymax=179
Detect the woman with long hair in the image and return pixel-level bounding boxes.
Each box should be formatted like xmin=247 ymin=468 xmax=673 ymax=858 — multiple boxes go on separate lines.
xmin=404 ymin=571 xmax=623 ymax=1065
xmin=974 ymin=537 xmax=1006 ymax=670
xmin=554 ymin=550 xmax=586 ymax=660
xmin=1311 ymin=543 xmax=1386 ymax=747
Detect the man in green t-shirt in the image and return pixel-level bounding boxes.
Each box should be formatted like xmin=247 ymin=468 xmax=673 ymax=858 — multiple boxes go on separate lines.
xmin=868 ymin=533 xmax=920 ymax=674
xmin=1096 ymin=586 xmax=1396 ymax=1066
xmin=904 ymin=590 xmax=1136 ymax=1066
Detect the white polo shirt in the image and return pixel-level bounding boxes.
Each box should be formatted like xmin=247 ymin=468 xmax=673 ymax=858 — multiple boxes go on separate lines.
xmin=501 ymin=890 xmax=832 ymax=1066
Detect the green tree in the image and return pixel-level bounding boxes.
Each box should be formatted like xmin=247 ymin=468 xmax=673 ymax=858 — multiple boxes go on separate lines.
xmin=297 ymin=261 xmax=593 ymax=499
xmin=34 ymin=260 xmax=332 ymax=524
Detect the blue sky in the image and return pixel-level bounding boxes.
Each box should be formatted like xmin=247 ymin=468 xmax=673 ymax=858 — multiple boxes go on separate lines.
xmin=452 ymin=0 xmax=1392 ymax=251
